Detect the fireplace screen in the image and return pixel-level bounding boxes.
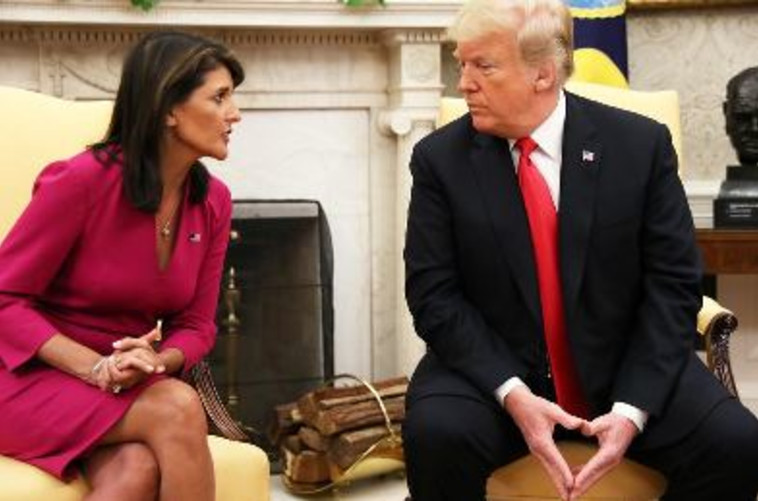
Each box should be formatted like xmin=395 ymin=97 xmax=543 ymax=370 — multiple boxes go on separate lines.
xmin=210 ymin=200 xmax=334 ymax=464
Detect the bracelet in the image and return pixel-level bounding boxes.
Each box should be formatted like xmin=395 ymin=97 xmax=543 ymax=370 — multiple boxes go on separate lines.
xmin=88 ymin=356 xmax=108 ymax=383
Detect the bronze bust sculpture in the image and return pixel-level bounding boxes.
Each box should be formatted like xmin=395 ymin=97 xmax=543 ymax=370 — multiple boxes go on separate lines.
xmin=724 ymin=66 xmax=758 ymax=166
xmin=714 ymin=67 xmax=758 ymax=227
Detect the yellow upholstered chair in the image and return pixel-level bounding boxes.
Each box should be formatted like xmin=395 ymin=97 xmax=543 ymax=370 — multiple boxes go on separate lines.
xmin=437 ymin=84 xmax=740 ymax=500
xmin=0 ymin=85 xmax=270 ymax=500
xmin=437 ymin=82 xmax=682 ymax=171
xmin=565 ymin=81 xmax=684 ymax=173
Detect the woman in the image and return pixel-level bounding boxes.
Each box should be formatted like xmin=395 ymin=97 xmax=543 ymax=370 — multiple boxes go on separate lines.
xmin=0 ymin=31 xmax=244 ymax=500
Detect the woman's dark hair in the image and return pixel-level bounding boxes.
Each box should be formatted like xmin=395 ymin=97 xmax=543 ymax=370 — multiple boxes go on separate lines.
xmin=95 ymin=31 xmax=245 ymax=211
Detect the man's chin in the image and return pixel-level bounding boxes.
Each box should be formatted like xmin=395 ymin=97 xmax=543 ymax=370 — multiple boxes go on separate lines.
xmin=470 ymin=116 xmax=495 ymax=135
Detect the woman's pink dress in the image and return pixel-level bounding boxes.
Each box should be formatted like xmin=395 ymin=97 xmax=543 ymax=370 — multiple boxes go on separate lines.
xmin=0 ymin=149 xmax=232 ymax=479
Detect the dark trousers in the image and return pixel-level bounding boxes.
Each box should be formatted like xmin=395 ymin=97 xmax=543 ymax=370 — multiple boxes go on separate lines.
xmin=403 ymin=394 xmax=758 ymax=501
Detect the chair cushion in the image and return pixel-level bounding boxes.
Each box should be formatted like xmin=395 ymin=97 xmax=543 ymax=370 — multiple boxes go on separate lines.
xmin=209 ymin=435 xmax=270 ymax=501
xmin=0 ymin=454 xmax=88 ymax=501
xmin=0 ymin=435 xmax=269 ymax=501
xmin=486 ymin=441 xmax=666 ymax=501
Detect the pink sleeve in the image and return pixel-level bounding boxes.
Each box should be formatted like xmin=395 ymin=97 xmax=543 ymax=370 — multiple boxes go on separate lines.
xmin=160 ymin=182 xmax=232 ymax=376
xmin=0 ymin=161 xmax=90 ymax=370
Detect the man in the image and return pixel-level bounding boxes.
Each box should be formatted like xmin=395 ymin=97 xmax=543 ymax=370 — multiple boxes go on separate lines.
xmin=724 ymin=66 xmax=758 ymax=166
xmin=402 ymin=0 xmax=758 ymax=499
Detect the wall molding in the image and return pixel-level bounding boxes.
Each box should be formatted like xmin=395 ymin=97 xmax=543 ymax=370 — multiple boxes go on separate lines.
xmin=0 ymin=0 xmax=461 ymax=29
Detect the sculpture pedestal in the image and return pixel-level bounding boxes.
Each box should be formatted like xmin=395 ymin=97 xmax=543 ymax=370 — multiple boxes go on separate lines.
xmin=714 ymin=165 xmax=758 ymax=228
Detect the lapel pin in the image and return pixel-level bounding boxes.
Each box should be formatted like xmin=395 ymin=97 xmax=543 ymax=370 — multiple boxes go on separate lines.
xmin=189 ymin=232 xmax=202 ymax=243
xmin=582 ymin=150 xmax=595 ymax=162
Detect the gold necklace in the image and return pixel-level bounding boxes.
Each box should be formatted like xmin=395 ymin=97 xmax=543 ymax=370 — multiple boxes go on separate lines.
xmin=158 ymin=199 xmax=180 ymax=240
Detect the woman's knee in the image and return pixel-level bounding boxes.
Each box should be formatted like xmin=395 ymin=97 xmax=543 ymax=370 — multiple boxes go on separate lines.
xmin=141 ymin=379 xmax=208 ymax=437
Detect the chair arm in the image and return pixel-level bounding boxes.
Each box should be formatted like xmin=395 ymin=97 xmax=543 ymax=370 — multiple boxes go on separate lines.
xmin=190 ymin=360 xmax=251 ymax=441
xmin=697 ymin=296 xmax=739 ymax=398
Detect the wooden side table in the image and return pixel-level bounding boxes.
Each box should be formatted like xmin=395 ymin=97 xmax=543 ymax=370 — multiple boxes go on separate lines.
xmin=694 ymin=229 xmax=751 ymax=394
xmin=696 ymin=229 xmax=758 ymax=275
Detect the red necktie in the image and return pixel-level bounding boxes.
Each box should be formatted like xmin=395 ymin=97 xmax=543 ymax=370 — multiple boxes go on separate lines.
xmin=516 ymin=137 xmax=589 ymax=418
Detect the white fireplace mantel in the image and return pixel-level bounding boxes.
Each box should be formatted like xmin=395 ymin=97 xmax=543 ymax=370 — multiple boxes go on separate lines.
xmin=0 ymin=0 xmax=461 ymax=29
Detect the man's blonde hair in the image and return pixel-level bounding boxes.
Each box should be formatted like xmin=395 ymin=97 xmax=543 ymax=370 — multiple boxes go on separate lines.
xmin=449 ymin=0 xmax=574 ymax=83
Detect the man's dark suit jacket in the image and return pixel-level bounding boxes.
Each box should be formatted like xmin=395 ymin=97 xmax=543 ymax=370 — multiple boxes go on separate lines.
xmin=404 ymin=91 xmax=731 ymax=448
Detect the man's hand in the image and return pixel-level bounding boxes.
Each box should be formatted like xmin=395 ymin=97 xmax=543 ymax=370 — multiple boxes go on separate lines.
xmin=570 ymin=413 xmax=638 ymax=500
xmin=504 ymin=386 xmax=586 ymax=500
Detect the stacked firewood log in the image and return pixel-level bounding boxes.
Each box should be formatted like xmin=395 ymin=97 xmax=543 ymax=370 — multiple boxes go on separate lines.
xmin=269 ymin=376 xmax=408 ymax=491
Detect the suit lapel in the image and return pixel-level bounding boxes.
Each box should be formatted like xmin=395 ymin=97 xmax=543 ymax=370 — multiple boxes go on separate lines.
xmin=560 ymin=93 xmax=601 ymax=321
xmin=470 ymin=132 xmax=541 ymax=324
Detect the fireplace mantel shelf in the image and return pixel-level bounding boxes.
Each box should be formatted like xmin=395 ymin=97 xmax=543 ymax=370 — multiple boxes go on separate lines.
xmin=0 ymin=0 xmax=462 ymax=29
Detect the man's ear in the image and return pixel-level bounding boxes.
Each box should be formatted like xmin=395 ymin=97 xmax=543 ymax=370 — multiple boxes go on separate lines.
xmin=534 ymin=61 xmax=557 ymax=92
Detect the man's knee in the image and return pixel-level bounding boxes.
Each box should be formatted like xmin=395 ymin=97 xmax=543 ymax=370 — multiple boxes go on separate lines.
xmin=719 ymin=407 xmax=758 ymax=484
xmin=404 ymin=398 xmax=480 ymax=459
xmin=403 ymin=396 xmax=523 ymax=501
xmin=403 ymin=395 xmax=521 ymax=467
xmin=682 ymin=399 xmax=758 ymax=496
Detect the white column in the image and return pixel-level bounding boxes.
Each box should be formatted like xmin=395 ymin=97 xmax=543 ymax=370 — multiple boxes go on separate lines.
xmin=379 ymin=30 xmax=444 ymax=377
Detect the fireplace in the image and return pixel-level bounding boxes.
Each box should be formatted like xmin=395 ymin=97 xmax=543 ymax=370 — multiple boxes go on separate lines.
xmin=210 ymin=200 xmax=334 ymax=460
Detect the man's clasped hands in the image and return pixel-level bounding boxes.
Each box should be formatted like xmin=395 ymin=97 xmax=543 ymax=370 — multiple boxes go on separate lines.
xmin=505 ymin=386 xmax=640 ymax=501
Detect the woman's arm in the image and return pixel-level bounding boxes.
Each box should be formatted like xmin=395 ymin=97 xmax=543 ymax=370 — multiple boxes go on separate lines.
xmin=159 ymin=181 xmax=233 ymax=377
xmin=37 ymin=333 xmax=101 ymax=380
xmin=35 ymin=333 xmax=118 ymax=391
xmin=0 ymin=160 xmax=94 ymax=371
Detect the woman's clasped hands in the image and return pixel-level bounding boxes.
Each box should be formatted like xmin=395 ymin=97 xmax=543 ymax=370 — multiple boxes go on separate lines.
xmin=89 ymin=326 xmax=166 ymax=394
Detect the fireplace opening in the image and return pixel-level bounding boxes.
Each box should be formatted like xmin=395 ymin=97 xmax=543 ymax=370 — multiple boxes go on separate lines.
xmin=210 ymin=200 xmax=334 ymax=467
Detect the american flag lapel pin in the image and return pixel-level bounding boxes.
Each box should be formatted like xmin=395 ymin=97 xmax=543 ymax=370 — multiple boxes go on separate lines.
xmin=582 ymin=149 xmax=595 ymax=162
xmin=189 ymin=232 xmax=202 ymax=243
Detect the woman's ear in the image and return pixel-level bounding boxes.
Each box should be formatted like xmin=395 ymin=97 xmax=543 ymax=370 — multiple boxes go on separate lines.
xmin=166 ymin=111 xmax=178 ymax=127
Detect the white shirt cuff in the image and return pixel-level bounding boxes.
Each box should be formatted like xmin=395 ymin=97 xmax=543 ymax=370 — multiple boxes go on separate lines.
xmin=612 ymin=402 xmax=649 ymax=432
xmin=494 ymin=377 xmax=527 ymax=405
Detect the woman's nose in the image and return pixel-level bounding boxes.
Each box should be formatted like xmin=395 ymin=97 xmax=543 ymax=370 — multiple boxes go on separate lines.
xmin=228 ymin=100 xmax=242 ymax=123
